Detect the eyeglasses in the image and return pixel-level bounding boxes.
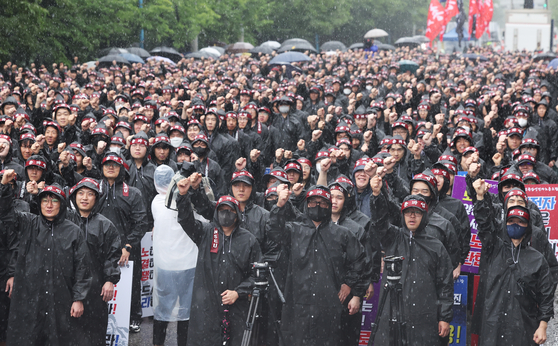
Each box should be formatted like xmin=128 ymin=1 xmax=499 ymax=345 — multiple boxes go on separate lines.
xmin=103 ymin=162 xmax=120 ymax=168
xmin=403 ymin=209 xmax=422 ymax=216
xmin=307 ymin=199 xmax=330 ymax=208
xmin=389 ymin=147 xmax=404 ymax=153
xmin=41 ymin=197 xmax=60 ymax=204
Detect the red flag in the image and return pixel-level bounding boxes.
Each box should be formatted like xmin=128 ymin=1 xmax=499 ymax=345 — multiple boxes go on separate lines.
xmin=445 ymin=0 xmax=459 ymax=24
xmin=476 ymin=0 xmax=493 ymax=39
xmin=425 ymin=0 xmax=446 ymax=42
xmin=468 ymin=0 xmax=480 ymax=37
xmin=440 ymin=0 xmax=459 ymax=41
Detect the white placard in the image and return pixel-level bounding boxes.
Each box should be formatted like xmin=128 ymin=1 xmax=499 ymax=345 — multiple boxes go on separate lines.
xmin=141 ymin=232 xmax=154 ymax=317
xmin=106 ymin=261 xmax=133 ymax=346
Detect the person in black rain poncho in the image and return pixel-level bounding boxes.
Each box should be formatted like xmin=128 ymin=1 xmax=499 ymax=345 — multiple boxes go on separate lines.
xmin=266 ymin=184 xmax=367 ymax=346
xmin=0 ymin=170 xmax=92 ymax=346
xmin=98 ymin=152 xmax=148 ymax=333
xmin=66 ymin=177 xmax=121 ymax=346
xmin=472 ymin=179 xmax=554 ymax=345
xmin=369 ymin=174 xmax=453 ymax=345
xmin=175 ymin=172 xmax=262 ymax=346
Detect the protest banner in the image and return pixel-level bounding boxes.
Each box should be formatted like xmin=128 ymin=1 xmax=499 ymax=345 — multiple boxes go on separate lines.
xmin=359 ymin=281 xmax=381 ymax=345
xmin=451 ymin=176 xmax=498 ymax=274
xmin=106 ymin=261 xmax=133 ymax=346
xmin=449 ymin=275 xmax=467 ymax=345
xmin=526 ymin=184 xmax=558 ymax=256
xmin=359 ymin=275 xmax=468 ymax=345
xmin=141 ymin=232 xmax=154 ymax=317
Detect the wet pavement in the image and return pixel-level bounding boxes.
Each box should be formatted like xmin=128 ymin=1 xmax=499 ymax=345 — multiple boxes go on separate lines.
xmin=129 ymin=317 xmax=178 ymax=346
xmin=130 ymin=290 xmax=558 ymax=346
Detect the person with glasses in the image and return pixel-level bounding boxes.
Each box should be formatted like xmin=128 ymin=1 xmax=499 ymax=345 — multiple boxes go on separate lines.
xmin=369 ymin=175 xmax=453 ymax=346
xmin=266 ymin=184 xmax=367 ymax=346
xmin=0 ymin=170 xmax=92 ymax=346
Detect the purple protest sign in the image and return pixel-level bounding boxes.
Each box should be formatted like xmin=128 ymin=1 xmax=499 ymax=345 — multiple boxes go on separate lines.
xmin=451 ymin=176 xmax=498 ymax=274
xmin=358 ymin=280 xmax=381 ymax=345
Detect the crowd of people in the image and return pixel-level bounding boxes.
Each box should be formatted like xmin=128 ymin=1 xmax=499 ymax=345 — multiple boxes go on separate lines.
xmin=0 ymin=44 xmax=557 ymax=346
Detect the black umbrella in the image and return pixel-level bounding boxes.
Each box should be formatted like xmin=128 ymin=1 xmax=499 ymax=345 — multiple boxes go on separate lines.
xmin=278 ymin=38 xmax=317 ymax=53
xmin=320 ymin=41 xmax=347 ymax=52
xmin=184 ymin=51 xmax=216 ymax=60
xmin=348 ymin=43 xmax=364 ymax=50
xmin=98 ymin=54 xmax=131 ymax=67
xmin=97 ymin=48 xmax=128 ymax=58
xmin=226 ymin=42 xmax=254 ymax=54
xmin=461 ymin=53 xmax=488 ymax=62
xmin=249 ymin=45 xmax=274 ymax=55
xmin=378 ymin=43 xmax=396 ymax=51
xmin=533 ymin=52 xmax=556 ymax=62
xmin=126 ymin=47 xmax=151 ymax=59
xmin=150 ymin=46 xmax=182 ymax=62
xmin=394 ymin=37 xmax=421 ymax=47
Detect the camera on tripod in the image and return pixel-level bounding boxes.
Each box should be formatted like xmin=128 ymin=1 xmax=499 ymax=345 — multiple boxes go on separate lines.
xmin=384 ymin=256 xmax=404 ymax=282
xmin=252 ymin=262 xmax=269 ymax=286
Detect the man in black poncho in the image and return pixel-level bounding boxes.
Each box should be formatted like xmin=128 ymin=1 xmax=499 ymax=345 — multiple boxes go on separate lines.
xmin=98 ymin=152 xmax=148 ymax=333
xmin=266 ymin=183 xmax=367 ymax=346
xmin=369 ymin=174 xmax=453 ymax=345
xmin=472 ymin=179 xmax=554 ymax=345
xmin=0 ymin=170 xmax=92 ymax=346
xmin=176 ymin=172 xmax=262 ymax=346
xmin=67 ymin=177 xmax=121 ymax=346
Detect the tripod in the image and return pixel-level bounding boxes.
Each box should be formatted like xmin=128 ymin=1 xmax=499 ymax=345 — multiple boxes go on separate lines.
xmin=241 ymin=264 xmax=286 ymax=346
xmin=368 ymin=258 xmax=407 ymax=346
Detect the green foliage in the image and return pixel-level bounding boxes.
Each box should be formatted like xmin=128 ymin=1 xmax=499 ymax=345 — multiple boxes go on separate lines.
xmin=0 ymin=0 xmax=431 ymax=66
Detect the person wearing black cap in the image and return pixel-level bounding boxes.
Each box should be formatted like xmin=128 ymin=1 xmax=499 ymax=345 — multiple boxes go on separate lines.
xmin=534 ymin=99 xmax=558 ymax=166
xmin=175 ymin=173 xmax=262 ymax=346
xmin=149 ymin=133 xmax=178 ymax=172
xmin=203 ymin=109 xmax=241 ymax=182
xmin=0 ymin=170 xmax=92 ymax=346
xmin=266 ymin=184 xmax=367 ymax=346
xmin=472 ymin=179 xmax=554 ymax=345
xmin=66 ymin=177 xmax=121 ymax=346
xmin=191 ymin=134 xmax=225 ymax=197
xmin=99 ymin=152 xmax=148 ymax=333
xmin=271 ymin=96 xmax=303 ymax=152
xmin=369 ymin=177 xmax=453 ymax=345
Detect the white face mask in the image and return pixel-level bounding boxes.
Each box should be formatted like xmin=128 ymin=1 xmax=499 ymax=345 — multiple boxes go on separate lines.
xmin=279 ymin=105 xmax=290 ymax=114
xmin=343 ymin=88 xmax=351 ymax=95
xmin=316 ymin=162 xmax=322 ymax=174
xmin=109 ymin=146 xmax=121 ymax=153
xmin=170 ymin=137 xmax=183 ymax=148
xmin=518 ymin=118 xmax=528 ymax=127
xmin=366 ymin=85 xmax=372 ymax=90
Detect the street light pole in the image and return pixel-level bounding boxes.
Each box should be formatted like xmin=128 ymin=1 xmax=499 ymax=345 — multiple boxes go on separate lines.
xmin=139 ymin=0 xmax=144 ymax=48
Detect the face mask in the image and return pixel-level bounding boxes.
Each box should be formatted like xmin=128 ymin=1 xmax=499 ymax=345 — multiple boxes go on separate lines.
xmin=109 ymin=146 xmax=121 ymax=153
xmin=170 ymin=137 xmax=183 ymax=148
xmin=218 ymin=209 xmax=237 ymax=227
xmin=307 ymin=205 xmax=331 ymax=222
xmin=279 ymin=105 xmax=290 ymax=113
xmin=417 ymin=193 xmax=432 ymax=207
xmin=518 ymin=118 xmax=528 ymax=127
xmin=193 ymin=146 xmax=209 ymax=158
xmin=316 ymin=163 xmax=322 ymax=174
xmin=366 ymin=85 xmax=372 ymax=90
xmin=264 ymin=199 xmax=276 ymax=211
xmin=343 ymin=88 xmax=351 ymax=95
xmin=507 ymin=223 xmax=527 ymax=239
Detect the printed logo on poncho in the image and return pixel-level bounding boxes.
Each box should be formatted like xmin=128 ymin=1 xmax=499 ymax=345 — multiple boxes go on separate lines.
xmin=211 ymin=228 xmax=219 ymax=253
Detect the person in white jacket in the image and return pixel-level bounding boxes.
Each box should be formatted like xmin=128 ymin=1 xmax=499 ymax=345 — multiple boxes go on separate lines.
xmin=151 ymin=165 xmax=198 ymax=346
